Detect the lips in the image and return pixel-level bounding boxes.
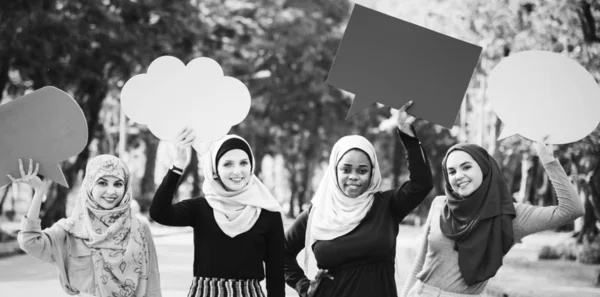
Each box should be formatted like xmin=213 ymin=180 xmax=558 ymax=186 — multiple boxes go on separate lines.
xmin=346 ymin=184 xmax=361 ymax=189
xmin=230 ymin=177 xmax=244 ymax=183
xmin=457 ymin=181 xmax=470 ymax=188
xmin=102 ymin=196 xmax=118 ymax=203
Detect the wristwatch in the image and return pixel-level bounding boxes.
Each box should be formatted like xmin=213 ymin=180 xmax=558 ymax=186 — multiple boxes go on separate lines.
xmin=171 ymin=165 xmax=183 ymax=175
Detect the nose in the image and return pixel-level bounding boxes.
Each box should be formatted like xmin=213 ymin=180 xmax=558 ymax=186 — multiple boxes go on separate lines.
xmin=232 ymin=165 xmax=242 ymax=175
xmin=106 ymin=185 xmax=117 ymax=194
xmin=348 ymin=174 xmax=359 ymax=181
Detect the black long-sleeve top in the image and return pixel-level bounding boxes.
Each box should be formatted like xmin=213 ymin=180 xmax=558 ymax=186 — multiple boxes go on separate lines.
xmin=284 ymin=129 xmax=433 ymax=297
xmin=150 ymin=170 xmax=285 ymax=297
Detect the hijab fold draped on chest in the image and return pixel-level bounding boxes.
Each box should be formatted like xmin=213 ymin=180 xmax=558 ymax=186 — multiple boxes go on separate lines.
xmin=202 ymin=134 xmax=283 ymax=238
xmin=440 ymin=144 xmax=516 ymax=286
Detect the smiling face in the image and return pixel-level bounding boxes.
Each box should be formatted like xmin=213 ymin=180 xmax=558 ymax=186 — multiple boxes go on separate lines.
xmin=336 ymin=149 xmax=372 ymax=198
xmin=445 ymin=150 xmax=484 ymax=197
xmin=216 ymin=149 xmax=252 ymax=191
xmin=91 ymin=175 xmax=126 ymax=209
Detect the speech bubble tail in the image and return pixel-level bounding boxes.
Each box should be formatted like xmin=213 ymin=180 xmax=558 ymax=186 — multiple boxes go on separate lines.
xmin=42 ymin=162 xmax=69 ymax=188
xmin=346 ymin=96 xmax=375 ymax=119
xmin=497 ymin=126 xmax=516 ymax=141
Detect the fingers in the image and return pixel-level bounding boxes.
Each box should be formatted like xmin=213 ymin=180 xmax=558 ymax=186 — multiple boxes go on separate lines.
xmin=182 ymin=127 xmax=194 ymax=141
xmin=182 ymin=133 xmax=196 ymax=146
xmin=33 ymin=162 xmax=40 ymax=177
xmin=540 ymin=135 xmax=550 ymax=146
xmin=404 ymin=115 xmax=416 ymax=125
xmin=7 ymin=174 xmax=18 ymax=183
xmin=315 ymin=269 xmax=334 ymax=281
xmin=176 ymin=127 xmax=196 ymax=145
xmin=177 ymin=127 xmax=191 ymax=139
xmin=18 ymin=159 xmax=25 ymax=177
xmin=28 ymin=159 xmax=33 ymax=175
xmin=398 ymin=100 xmax=413 ymax=113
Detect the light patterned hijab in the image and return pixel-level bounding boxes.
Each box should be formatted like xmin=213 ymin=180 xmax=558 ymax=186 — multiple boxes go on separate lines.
xmin=202 ymin=135 xmax=283 ymax=238
xmin=57 ymin=154 xmax=149 ymax=297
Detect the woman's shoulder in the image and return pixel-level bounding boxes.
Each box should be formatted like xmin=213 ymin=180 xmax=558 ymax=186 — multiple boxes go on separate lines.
xmin=430 ymin=196 xmax=447 ymax=211
xmin=261 ymin=208 xmax=283 ymax=217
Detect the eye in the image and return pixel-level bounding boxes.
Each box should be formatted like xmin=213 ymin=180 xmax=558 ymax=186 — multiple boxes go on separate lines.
xmin=462 ymin=165 xmax=471 ymax=171
xmin=241 ymin=161 xmax=249 ymax=166
xmin=114 ymin=182 xmax=124 ymax=188
xmin=448 ymin=170 xmax=455 ymax=176
xmin=98 ymin=180 xmax=107 ymax=186
xmin=340 ymin=167 xmax=351 ymax=174
xmin=359 ymin=169 xmax=369 ymax=174
xmin=223 ymin=162 xmax=232 ymax=168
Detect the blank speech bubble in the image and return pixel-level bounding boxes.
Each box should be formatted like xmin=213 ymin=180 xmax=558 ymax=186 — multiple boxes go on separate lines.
xmin=326 ymin=4 xmax=482 ymax=129
xmin=488 ymin=50 xmax=600 ymax=144
xmin=120 ymin=56 xmax=251 ymax=151
xmin=0 ymin=87 xmax=88 ymax=188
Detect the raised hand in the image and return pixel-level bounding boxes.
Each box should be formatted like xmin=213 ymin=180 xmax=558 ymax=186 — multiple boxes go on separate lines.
xmin=173 ymin=127 xmax=196 ymax=169
xmin=534 ymin=135 xmax=555 ymax=164
xmin=7 ymin=159 xmax=44 ymax=192
xmin=396 ymin=100 xmax=416 ymax=137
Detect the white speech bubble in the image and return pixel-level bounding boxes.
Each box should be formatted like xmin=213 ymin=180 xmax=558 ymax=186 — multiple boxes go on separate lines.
xmin=488 ymin=50 xmax=600 ymax=144
xmin=120 ymin=56 xmax=252 ymax=150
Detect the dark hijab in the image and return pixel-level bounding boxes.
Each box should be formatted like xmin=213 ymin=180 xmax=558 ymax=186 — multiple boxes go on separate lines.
xmin=440 ymin=143 xmax=516 ymax=286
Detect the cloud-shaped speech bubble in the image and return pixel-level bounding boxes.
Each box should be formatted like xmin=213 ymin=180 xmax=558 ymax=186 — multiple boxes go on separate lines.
xmin=326 ymin=4 xmax=482 ymax=129
xmin=0 ymin=87 xmax=88 ymax=188
xmin=488 ymin=50 xmax=600 ymax=144
xmin=120 ymin=56 xmax=251 ymax=150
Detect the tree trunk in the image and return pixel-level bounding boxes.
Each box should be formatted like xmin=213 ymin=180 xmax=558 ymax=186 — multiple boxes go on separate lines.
xmin=526 ymin=155 xmax=540 ymax=205
xmin=576 ymin=0 xmax=600 ymax=43
xmin=579 ymin=165 xmax=600 ymax=242
xmin=578 ymin=188 xmax=598 ymax=243
xmin=139 ymin=130 xmax=160 ymax=212
xmin=0 ymin=56 xmax=9 ymax=103
xmin=287 ymin=164 xmax=298 ymax=218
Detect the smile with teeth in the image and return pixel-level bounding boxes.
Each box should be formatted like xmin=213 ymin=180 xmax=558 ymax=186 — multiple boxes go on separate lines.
xmin=230 ymin=177 xmax=244 ymax=182
xmin=103 ymin=196 xmax=118 ymax=203
xmin=457 ymin=181 xmax=470 ymax=188
xmin=346 ymin=184 xmax=361 ymax=189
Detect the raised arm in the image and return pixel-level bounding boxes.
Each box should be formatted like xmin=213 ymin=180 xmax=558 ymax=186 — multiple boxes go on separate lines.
xmin=513 ymin=139 xmax=585 ymax=240
xmin=264 ymin=211 xmax=285 ymax=297
xmin=386 ymin=102 xmax=433 ymax=220
xmin=149 ymin=127 xmax=199 ymax=226
xmin=284 ymin=208 xmax=312 ymax=297
xmin=9 ymin=159 xmax=65 ymax=264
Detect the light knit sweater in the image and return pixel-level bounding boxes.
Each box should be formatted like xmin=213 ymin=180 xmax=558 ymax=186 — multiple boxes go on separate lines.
xmin=401 ymin=160 xmax=585 ymax=296
xmin=18 ymin=216 xmax=162 ymax=297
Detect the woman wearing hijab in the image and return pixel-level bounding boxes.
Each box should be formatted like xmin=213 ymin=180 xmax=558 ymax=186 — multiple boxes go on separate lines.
xmin=284 ymin=101 xmax=434 ymax=297
xmin=400 ymin=139 xmax=585 ymax=297
xmin=150 ymin=128 xmax=285 ymax=297
xmin=15 ymin=155 xmax=161 ymax=297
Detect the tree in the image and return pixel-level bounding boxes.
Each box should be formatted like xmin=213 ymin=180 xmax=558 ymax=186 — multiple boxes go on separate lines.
xmin=1 ymin=0 xmax=204 ymax=227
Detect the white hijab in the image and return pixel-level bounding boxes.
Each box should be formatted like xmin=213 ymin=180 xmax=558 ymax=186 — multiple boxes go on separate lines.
xmin=202 ymin=134 xmax=283 ymax=238
xmin=304 ymin=135 xmax=383 ymax=278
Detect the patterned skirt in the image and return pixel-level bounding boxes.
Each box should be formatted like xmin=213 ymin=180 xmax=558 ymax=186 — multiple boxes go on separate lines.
xmin=187 ymin=276 xmax=265 ymax=297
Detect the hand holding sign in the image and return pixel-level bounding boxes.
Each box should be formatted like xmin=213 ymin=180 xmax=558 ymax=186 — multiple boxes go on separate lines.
xmin=488 ymin=50 xmax=600 ymax=144
xmin=326 ymin=4 xmax=482 ymax=128
xmin=0 ymin=87 xmax=88 ymax=188
xmin=120 ymin=56 xmax=251 ymax=151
